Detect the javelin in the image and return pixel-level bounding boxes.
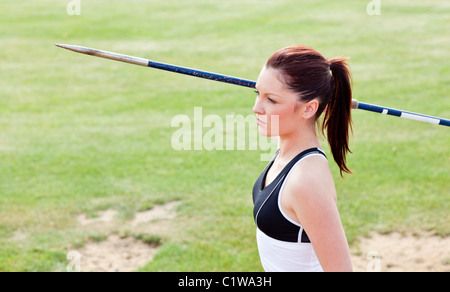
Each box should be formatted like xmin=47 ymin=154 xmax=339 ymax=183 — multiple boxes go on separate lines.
xmin=55 ymin=44 xmax=450 ymax=127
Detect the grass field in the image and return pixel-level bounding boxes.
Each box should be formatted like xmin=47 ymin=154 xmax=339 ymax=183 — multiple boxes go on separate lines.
xmin=0 ymin=0 xmax=449 ymax=271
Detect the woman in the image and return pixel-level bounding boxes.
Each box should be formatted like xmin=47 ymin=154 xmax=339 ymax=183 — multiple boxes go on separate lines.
xmin=252 ymin=46 xmax=353 ymax=272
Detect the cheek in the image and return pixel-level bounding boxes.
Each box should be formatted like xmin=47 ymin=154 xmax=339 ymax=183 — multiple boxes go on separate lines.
xmin=259 ymin=115 xmax=279 ymax=137
xmin=273 ymin=106 xmax=301 ymax=135
xmin=263 ymin=107 xmax=291 ymax=136
xmin=258 ymin=100 xmax=299 ymax=136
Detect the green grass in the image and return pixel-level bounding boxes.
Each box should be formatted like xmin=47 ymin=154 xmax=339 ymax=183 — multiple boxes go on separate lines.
xmin=0 ymin=0 xmax=449 ymax=271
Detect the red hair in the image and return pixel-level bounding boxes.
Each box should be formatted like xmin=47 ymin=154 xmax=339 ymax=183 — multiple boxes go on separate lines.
xmin=266 ymin=46 xmax=353 ymax=176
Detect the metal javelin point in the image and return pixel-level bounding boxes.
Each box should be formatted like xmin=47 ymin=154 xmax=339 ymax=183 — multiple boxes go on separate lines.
xmin=55 ymin=44 xmax=450 ymax=127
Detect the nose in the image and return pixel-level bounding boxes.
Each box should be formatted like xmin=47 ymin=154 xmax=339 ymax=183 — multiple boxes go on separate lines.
xmin=253 ymin=96 xmax=264 ymax=115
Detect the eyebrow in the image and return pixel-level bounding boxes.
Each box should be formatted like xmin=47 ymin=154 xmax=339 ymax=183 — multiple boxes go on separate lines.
xmin=266 ymin=92 xmax=282 ymax=98
xmin=255 ymin=86 xmax=282 ymax=98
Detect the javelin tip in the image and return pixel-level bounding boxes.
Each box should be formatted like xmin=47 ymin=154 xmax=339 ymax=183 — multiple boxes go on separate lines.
xmin=55 ymin=44 xmax=98 ymax=55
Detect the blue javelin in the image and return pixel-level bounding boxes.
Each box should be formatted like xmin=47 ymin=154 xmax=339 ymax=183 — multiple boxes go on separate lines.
xmin=55 ymin=44 xmax=449 ymax=127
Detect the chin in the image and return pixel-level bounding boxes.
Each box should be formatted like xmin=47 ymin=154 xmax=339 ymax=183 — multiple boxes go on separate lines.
xmin=258 ymin=126 xmax=278 ymax=137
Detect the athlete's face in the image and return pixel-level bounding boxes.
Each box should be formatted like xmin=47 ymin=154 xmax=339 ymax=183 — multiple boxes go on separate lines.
xmin=253 ymin=66 xmax=313 ymax=137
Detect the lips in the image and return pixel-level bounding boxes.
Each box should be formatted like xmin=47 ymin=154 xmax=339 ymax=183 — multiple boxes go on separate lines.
xmin=257 ymin=117 xmax=267 ymax=126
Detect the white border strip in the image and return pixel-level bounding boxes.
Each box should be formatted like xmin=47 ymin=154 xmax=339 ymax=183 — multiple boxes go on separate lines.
xmin=401 ymin=113 xmax=440 ymax=125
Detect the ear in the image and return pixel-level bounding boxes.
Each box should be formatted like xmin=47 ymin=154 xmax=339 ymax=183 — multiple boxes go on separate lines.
xmin=302 ymin=99 xmax=319 ymax=119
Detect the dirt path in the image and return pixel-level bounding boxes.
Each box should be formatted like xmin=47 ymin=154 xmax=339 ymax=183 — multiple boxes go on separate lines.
xmin=351 ymin=231 xmax=450 ymax=272
xmin=71 ymin=201 xmax=180 ymax=272
xmin=72 ymin=204 xmax=449 ymax=272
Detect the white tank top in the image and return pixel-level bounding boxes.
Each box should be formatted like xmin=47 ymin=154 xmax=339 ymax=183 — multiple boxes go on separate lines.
xmin=256 ymin=228 xmax=323 ymax=272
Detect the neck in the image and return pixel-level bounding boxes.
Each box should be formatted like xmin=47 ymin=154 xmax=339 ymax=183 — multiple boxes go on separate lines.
xmin=277 ymin=122 xmax=321 ymax=163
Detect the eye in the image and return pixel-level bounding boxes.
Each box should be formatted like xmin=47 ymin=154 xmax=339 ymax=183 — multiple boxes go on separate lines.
xmin=255 ymin=90 xmax=277 ymax=104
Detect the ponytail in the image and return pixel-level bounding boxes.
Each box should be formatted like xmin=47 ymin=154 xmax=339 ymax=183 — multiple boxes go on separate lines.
xmin=266 ymin=46 xmax=353 ymax=176
xmin=324 ymin=58 xmax=353 ymax=176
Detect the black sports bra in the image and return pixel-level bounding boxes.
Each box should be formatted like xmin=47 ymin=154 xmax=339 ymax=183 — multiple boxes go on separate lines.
xmin=252 ymin=148 xmax=327 ymax=243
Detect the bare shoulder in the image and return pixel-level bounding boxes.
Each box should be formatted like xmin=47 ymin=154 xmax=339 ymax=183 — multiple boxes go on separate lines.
xmin=282 ymin=154 xmax=352 ymax=272
xmin=283 ymin=155 xmax=336 ymax=204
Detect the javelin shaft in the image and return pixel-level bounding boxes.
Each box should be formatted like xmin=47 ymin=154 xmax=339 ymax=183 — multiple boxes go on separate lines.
xmin=55 ymin=44 xmax=255 ymax=88
xmin=55 ymin=44 xmax=450 ymax=127
xmin=352 ymin=100 xmax=450 ymax=127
